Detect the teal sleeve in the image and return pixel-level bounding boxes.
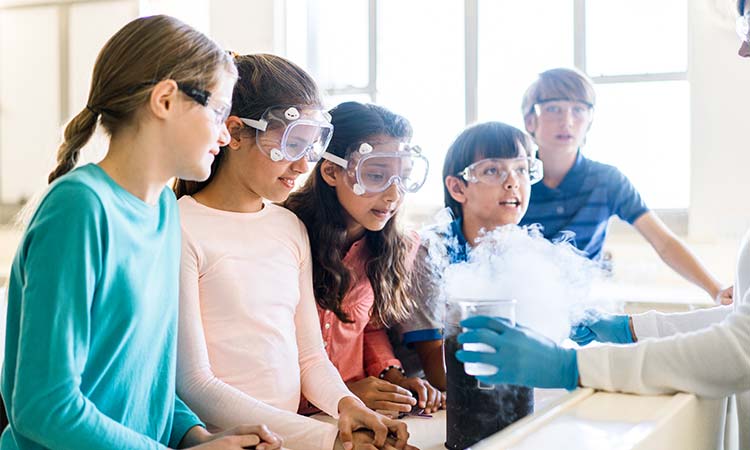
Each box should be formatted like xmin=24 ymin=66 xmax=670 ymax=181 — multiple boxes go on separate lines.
xmin=169 ymin=395 xmax=204 ymax=448
xmin=10 ymin=185 xmax=166 ymax=450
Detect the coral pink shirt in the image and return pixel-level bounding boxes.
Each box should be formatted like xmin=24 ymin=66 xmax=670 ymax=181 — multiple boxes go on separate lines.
xmin=318 ymin=236 xmax=417 ymax=383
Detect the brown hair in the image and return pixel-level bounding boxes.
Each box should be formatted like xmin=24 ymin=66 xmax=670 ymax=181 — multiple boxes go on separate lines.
xmin=521 ymin=67 xmax=596 ymax=120
xmin=172 ymin=53 xmax=322 ymax=198
xmin=284 ymin=102 xmax=416 ymax=326
xmin=48 ymin=15 xmax=237 ymax=184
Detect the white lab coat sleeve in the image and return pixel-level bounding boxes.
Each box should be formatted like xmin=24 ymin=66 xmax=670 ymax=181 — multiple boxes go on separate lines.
xmin=631 ymin=305 xmax=734 ymax=339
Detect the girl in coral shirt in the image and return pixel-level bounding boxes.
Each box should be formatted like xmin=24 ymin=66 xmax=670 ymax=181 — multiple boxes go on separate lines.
xmin=285 ymin=101 xmax=444 ymax=415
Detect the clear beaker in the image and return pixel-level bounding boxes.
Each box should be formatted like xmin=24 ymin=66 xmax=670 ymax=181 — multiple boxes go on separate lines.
xmin=444 ymin=298 xmax=516 ymax=377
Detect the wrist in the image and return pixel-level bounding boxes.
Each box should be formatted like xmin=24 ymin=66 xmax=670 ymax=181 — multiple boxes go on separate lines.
xmin=179 ymin=425 xmax=211 ymax=447
xmin=562 ymin=348 xmax=579 ymax=391
xmin=338 ymin=395 xmax=363 ymax=414
xmin=381 ymin=366 xmax=406 ymax=384
xmin=628 ymin=316 xmax=637 ymax=342
xmin=614 ymin=314 xmax=635 ymax=343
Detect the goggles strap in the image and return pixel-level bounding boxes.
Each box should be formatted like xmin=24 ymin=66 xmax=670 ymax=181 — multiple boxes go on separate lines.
xmin=321 ymin=152 xmax=348 ymax=169
xmin=239 ymin=117 xmax=268 ymax=132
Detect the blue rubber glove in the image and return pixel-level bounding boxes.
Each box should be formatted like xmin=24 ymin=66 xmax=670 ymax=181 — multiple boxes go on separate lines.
xmin=455 ymin=315 xmax=579 ymax=391
xmin=569 ymin=309 xmax=634 ymax=346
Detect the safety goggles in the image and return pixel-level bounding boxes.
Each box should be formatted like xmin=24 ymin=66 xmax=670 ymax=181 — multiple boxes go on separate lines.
xmin=177 ymin=83 xmax=232 ymax=126
xmin=240 ymin=106 xmax=334 ymax=162
xmin=533 ymin=99 xmax=593 ymax=122
xmin=321 ymin=142 xmax=429 ymax=195
xmin=738 ymin=11 xmax=750 ymax=43
xmin=459 ymin=156 xmax=543 ymax=185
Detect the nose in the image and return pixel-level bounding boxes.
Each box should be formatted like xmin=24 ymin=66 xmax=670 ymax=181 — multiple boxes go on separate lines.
xmin=382 ymin=180 xmax=402 ymax=203
xmin=740 ymin=41 xmax=750 ymax=58
xmin=504 ymin=171 xmax=521 ymax=190
xmin=217 ymin=122 xmax=231 ymax=147
xmin=290 ymin=156 xmax=310 ymax=174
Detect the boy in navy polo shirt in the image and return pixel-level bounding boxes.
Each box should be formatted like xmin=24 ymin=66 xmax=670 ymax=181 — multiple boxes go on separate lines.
xmin=394 ymin=121 xmax=542 ymax=390
xmin=519 ymin=67 xmax=732 ymax=305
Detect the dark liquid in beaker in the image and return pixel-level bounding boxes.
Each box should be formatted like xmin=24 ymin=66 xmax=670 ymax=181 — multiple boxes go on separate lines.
xmin=444 ymin=335 xmax=534 ymax=449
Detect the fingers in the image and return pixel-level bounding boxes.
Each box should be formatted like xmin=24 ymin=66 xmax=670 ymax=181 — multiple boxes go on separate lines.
xmin=338 ymin=417 xmax=354 ymax=450
xmin=242 ymin=425 xmax=278 ymax=445
xmin=569 ymin=325 xmax=595 ymax=345
xmin=383 ymin=419 xmax=409 ymax=449
xmin=369 ymin=419 xmax=389 ymax=447
xmin=457 ymin=329 xmax=502 ymax=348
xmin=460 ymin=315 xmax=513 ymax=333
xmin=372 ymin=401 xmax=413 ymax=412
xmin=424 ymin=384 xmax=440 ymax=412
xmin=455 ymin=348 xmax=498 ymax=365
xmin=375 ymin=379 xmax=413 ymax=397
xmin=409 ymin=381 xmax=428 ymax=408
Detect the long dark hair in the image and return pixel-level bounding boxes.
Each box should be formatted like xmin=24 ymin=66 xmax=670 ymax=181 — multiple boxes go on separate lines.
xmin=173 ymin=53 xmax=322 ymax=198
xmin=284 ymin=102 xmax=416 ymax=326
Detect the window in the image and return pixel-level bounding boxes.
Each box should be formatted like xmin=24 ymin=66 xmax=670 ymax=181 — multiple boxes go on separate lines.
xmin=288 ymin=0 xmax=689 ymax=213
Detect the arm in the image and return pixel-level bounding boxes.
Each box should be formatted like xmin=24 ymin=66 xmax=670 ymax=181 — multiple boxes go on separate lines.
xmin=363 ymin=325 xmax=402 ymax=378
xmin=631 ymin=305 xmax=733 ymax=339
xmin=413 ymin=339 xmax=446 ymax=391
xmin=294 ymin=234 xmax=356 ymax=417
xmin=633 ymin=211 xmax=728 ymax=303
xmin=177 ymin=230 xmax=338 ymax=450
xmin=579 ymin=300 xmax=750 ymax=398
xmin=10 ymin=186 xmax=165 ymax=450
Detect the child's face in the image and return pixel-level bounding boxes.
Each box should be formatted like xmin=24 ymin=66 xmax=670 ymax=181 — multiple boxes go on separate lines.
xmin=227 ymin=124 xmax=312 ymax=203
xmin=170 ymin=73 xmax=234 ymax=182
xmin=525 ymin=100 xmax=593 ymax=156
xmin=451 ymin=155 xmax=532 ymax=228
xmin=325 ymin=135 xmax=407 ymax=236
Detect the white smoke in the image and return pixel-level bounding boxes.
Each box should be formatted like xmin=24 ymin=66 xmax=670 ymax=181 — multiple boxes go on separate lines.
xmin=423 ymin=211 xmax=611 ymax=342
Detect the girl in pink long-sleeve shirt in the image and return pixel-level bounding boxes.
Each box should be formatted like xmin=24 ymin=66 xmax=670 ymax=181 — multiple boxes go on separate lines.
xmin=284 ymin=102 xmax=445 ymax=416
xmin=172 ymin=54 xmax=413 ymax=450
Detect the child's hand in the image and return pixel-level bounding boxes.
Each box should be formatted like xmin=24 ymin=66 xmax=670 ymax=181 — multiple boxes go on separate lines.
xmin=346 ymin=376 xmax=416 ymax=413
xmin=181 ymin=424 xmax=282 ymax=450
xmin=390 ymin=376 xmax=445 ymax=414
xmin=336 ymin=395 xmax=412 ymax=450
xmin=346 ymin=429 xmax=421 ymax=450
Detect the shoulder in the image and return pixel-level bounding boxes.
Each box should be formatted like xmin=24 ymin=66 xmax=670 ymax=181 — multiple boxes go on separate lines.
xmin=34 ymin=166 xmax=109 ymax=223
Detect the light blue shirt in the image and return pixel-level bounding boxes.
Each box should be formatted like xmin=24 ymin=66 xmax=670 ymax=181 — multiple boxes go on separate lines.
xmin=1 ymin=164 xmax=201 ymax=450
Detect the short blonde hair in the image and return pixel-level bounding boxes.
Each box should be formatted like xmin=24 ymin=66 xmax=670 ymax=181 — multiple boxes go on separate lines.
xmin=521 ymin=67 xmax=596 ymax=119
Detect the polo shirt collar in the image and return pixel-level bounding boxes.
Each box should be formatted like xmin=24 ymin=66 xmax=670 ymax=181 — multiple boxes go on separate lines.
xmin=554 ymin=150 xmax=588 ymax=192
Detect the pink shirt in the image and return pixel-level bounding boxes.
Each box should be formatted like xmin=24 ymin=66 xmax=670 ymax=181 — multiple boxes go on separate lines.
xmin=176 ymin=197 xmax=354 ymax=450
xmin=319 ymin=235 xmax=418 ymax=383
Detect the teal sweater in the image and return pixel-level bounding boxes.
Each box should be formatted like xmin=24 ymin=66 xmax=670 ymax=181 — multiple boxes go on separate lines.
xmin=0 ymin=164 xmax=202 ymax=450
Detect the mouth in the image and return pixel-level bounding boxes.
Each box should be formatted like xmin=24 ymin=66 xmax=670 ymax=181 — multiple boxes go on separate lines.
xmin=278 ymin=176 xmax=296 ymax=189
xmin=370 ymin=208 xmax=394 ymax=219
xmin=498 ymin=198 xmax=521 ymax=208
xmin=209 ymin=148 xmax=220 ymax=156
xmin=555 ymin=134 xmax=574 ymax=141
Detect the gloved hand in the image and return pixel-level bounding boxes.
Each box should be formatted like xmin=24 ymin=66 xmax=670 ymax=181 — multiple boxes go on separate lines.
xmin=569 ymin=309 xmax=634 ymax=346
xmin=455 ymin=315 xmax=579 ymax=391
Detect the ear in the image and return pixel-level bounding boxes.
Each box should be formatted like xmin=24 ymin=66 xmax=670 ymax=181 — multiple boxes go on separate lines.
xmin=445 ymin=175 xmax=468 ymax=204
xmin=225 ymin=116 xmax=245 ymax=150
xmin=149 ymin=79 xmax=179 ymax=120
xmin=524 ymin=113 xmax=537 ymax=137
xmin=320 ymin=160 xmax=340 ymax=187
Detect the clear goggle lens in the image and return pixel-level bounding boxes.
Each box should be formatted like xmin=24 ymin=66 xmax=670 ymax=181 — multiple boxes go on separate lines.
xmin=460 ymin=157 xmax=543 ymax=185
xmin=240 ymin=106 xmax=333 ymax=162
xmin=322 ymin=142 xmax=430 ymax=195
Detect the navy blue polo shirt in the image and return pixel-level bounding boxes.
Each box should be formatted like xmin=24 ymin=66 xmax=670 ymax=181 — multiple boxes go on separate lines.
xmin=519 ymin=152 xmax=649 ymax=260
